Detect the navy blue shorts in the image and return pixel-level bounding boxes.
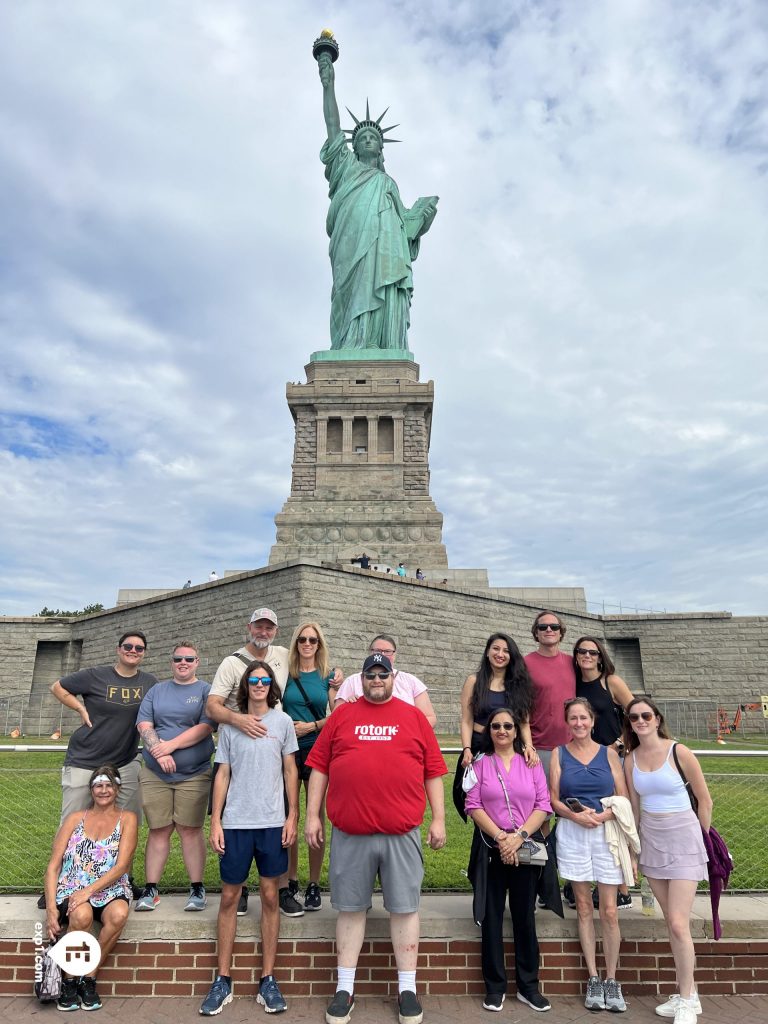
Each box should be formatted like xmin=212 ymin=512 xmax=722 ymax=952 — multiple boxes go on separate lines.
xmin=219 ymin=827 xmax=287 ymax=884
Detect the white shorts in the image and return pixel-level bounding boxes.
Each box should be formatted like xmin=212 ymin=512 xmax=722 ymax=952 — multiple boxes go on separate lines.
xmin=556 ymin=817 xmax=623 ymax=884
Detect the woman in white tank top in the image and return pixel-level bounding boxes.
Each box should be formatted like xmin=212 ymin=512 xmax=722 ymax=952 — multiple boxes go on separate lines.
xmin=623 ymin=698 xmax=713 ymax=1024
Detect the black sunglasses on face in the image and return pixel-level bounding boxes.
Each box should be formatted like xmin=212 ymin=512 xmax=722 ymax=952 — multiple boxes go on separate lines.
xmin=297 ymin=636 xmax=319 ymax=645
xmin=364 ymin=672 xmax=390 ymax=680
xmin=575 ymin=648 xmax=600 ymax=657
xmin=121 ymin=643 xmax=145 ymax=652
xmin=491 ymin=722 xmax=515 ymax=731
xmin=536 ymin=623 xmax=561 ymax=632
xmin=172 ymin=656 xmax=197 ymax=663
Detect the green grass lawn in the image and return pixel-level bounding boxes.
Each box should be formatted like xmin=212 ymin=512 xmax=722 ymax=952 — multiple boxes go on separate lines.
xmin=2 ymin=741 xmax=765 ymax=892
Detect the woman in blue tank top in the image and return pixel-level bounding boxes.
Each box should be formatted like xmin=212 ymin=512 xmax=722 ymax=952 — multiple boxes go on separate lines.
xmin=549 ymin=698 xmax=629 ymax=1013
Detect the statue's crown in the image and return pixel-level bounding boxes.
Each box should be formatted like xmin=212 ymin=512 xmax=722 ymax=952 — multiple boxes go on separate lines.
xmin=345 ymin=100 xmax=400 ymax=145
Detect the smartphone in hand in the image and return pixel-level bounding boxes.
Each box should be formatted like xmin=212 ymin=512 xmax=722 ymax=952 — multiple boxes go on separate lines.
xmin=565 ymin=797 xmax=587 ymax=812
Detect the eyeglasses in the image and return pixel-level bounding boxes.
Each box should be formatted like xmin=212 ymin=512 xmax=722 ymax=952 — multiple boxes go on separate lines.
xmin=364 ymin=672 xmax=390 ymax=680
xmin=248 ymin=676 xmax=272 ymax=686
xmin=575 ymin=648 xmax=600 ymax=657
xmin=490 ymin=722 xmax=515 ymax=731
xmin=370 ymin=648 xmax=395 ymax=656
xmin=536 ymin=623 xmax=561 ymax=633
xmin=172 ymin=656 xmax=197 ymax=663
xmin=297 ymin=636 xmax=319 ymax=645
xmin=629 ymin=711 xmax=655 ymax=723
xmin=120 ymin=643 xmax=145 ymax=652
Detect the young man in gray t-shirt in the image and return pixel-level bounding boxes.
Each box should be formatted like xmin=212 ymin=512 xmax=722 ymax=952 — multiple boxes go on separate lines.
xmin=200 ymin=663 xmax=298 ymax=1017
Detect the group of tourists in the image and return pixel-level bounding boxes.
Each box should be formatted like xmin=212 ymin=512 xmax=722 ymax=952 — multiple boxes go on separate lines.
xmin=41 ymin=607 xmax=714 ymax=1024
xmin=459 ymin=612 xmax=713 ymax=1024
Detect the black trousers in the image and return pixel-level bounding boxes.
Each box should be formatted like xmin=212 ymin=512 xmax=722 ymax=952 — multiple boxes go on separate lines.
xmin=481 ymin=849 xmax=540 ymax=997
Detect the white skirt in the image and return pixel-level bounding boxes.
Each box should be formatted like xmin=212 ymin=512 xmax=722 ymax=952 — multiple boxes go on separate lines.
xmin=556 ymin=817 xmax=624 ymax=884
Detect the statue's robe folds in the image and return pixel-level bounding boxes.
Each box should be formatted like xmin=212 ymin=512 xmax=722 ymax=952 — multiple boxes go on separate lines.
xmin=321 ymin=131 xmax=424 ymax=350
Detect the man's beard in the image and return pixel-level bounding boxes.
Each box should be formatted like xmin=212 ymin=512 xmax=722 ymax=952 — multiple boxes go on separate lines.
xmin=250 ymin=637 xmax=270 ymax=649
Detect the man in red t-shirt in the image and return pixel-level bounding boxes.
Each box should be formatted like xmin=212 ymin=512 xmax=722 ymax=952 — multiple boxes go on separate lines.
xmin=524 ymin=610 xmax=576 ymax=777
xmin=305 ymin=653 xmax=447 ymax=1024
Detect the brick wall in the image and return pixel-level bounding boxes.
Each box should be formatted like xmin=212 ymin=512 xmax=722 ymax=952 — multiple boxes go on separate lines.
xmin=2 ymin=937 xmax=766 ymax=998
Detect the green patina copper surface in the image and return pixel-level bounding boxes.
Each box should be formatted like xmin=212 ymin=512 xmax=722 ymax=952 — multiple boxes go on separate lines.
xmin=316 ymin=38 xmax=438 ymax=356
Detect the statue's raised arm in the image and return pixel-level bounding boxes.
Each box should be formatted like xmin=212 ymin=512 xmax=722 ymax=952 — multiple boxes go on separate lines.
xmin=312 ymin=31 xmax=438 ymax=352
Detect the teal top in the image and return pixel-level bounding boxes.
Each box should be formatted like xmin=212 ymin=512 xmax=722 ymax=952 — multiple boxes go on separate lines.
xmin=282 ymin=670 xmax=332 ymax=751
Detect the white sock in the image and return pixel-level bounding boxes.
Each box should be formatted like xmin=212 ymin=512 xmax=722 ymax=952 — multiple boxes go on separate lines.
xmin=337 ymin=967 xmax=356 ymax=995
xmin=398 ymin=970 xmax=416 ymax=995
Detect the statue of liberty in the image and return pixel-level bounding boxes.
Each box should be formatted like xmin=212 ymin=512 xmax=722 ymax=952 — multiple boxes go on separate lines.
xmin=316 ymin=40 xmax=438 ymax=351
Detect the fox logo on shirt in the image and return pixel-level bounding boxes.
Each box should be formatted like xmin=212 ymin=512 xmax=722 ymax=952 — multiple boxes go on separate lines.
xmin=354 ymin=724 xmax=399 ymax=741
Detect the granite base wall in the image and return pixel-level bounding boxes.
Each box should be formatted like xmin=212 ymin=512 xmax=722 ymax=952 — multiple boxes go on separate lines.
xmin=1 ymin=563 xmax=766 ymax=732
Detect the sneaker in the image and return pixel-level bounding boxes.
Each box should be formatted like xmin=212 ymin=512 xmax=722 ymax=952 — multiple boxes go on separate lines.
xmin=563 ymin=882 xmax=576 ymax=909
xmin=673 ymin=1001 xmax=700 ymax=1024
xmin=257 ymin=975 xmax=287 ymax=1014
xmin=655 ymin=994 xmax=702 ymax=1018
xmin=326 ymin=990 xmax=355 ymax=1024
xmin=237 ymin=887 xmax=249 ymax=916
xmin=604 ymin=979 xmax=626 ymax=1013
xmin=516 ymin=990 xmax=551 ymax=1012
xmin=398 ymin=990 xmax=423 ymax=1024
xmin=617 ymin=891 xmax=633 ymax=910
xmin=278 ymin=886 xmax=305 ymax=917
xmin=57 ymin=977 xmax=80 ymax=1012
xmin=78 ymin=976 xmax=102 ymax=1011
xmin=287 ymin=878 xmax=299 ymax=897
xmin=185 ymin=884 xmax=207 ymax=912
xmin=585 ymin=975 xmax=606 ymax=1012
xmin=128 ymin=875 xmax=143 ymax=900
xmin=536 ymin=896 xmax=547 ymax=909
xmin=134 ymin=885 xmax=159 ymax=911
xmin=200 ymin=976 xmax=233 ymax=1016
xmin=483 ymin=992 xmax=505 ymax=1011
xmin=304 ymin=882 xmax=322 ymax=911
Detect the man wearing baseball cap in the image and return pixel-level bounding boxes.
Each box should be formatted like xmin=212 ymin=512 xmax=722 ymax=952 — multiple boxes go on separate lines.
xmin=206 ymin=609 xmax=341 ymax=917
xmin=305 ymin=653 xmax=447 ymax=1024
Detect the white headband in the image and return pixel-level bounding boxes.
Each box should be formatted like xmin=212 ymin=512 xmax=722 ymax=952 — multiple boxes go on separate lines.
xmin=91 ymin=773 xmax=120 ymax=787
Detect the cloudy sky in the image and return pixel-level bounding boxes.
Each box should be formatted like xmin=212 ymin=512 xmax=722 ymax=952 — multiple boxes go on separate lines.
xmin=1 ymin=1 xmax=766 ymax=618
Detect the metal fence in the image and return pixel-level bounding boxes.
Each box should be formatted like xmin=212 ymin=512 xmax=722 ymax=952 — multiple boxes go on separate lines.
xmin=0 ymin=748 xmax=765 ymax=893
xmin=655 ymin=699 xmax=768 ymax=743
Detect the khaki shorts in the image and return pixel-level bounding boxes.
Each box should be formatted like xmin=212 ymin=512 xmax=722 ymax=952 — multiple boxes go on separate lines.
xmin=139 ymin=763 xmax=212 ymax=829
xmin=60 ymin=757 xmax=142 ymax=825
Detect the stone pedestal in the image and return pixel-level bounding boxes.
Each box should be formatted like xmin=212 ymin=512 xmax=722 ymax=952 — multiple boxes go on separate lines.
xmin=269 ymin=357 xmax=449 ymax=568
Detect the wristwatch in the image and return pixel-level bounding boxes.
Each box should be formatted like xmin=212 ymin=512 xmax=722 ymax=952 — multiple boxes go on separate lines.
xmin=518 ymin=829 xmax=530 ymax=840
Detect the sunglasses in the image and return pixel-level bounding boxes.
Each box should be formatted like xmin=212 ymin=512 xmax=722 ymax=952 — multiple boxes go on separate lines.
xmin=370 ymin=649 xmax=395 ymax=657
xmin=120 ymin=643 xmax=145 ymax=652
xmin=297 ymin=636 xmax=319 ymax=645
xmin=575 ymin=648 xmax=600 ymax=657
xmin=364 ymin=672 xmax=390 ymax=680
xmin=536 ymin=623 xmax=561 ymax=632
xmin=629 ymin=711 xmax=655 ymax=723
xmin=248 ymin=676 xmax=273 ymax=686
xmin=490 ymin=722 xmax=515 ymax=731
xmin=172 ymin=655 xmax=197 ymax=663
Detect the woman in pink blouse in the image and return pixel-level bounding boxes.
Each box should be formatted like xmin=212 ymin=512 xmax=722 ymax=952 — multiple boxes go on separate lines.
xmin=465 ymin=707 xmax=553 ymax=1013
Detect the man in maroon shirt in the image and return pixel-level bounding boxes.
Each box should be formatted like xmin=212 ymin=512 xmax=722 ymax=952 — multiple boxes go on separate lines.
xmin=305 ymin=653 xmax=447 ymax=1024
xmin=524 ymin=610 xmax=576 ymax=778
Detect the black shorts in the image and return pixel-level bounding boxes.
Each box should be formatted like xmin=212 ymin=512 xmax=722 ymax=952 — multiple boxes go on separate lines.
xmin=57 ymin=894 xmax=129 ymax=926
xmin=294 ymin=747 xmax=315 ymax=782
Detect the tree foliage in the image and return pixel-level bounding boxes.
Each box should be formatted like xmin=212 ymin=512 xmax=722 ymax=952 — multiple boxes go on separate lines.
xmin=37 ymin=603 xmax=104 ymax=617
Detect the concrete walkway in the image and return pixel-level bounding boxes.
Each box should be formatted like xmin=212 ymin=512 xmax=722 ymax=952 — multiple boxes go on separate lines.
xmin=2 ymin=993 xmax=768 ymax=1023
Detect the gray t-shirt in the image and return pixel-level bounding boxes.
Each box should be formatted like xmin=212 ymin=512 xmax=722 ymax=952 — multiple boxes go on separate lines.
xmin=61 ymin=665 xmax=157 ymax=769
xmin=215 ymin=709 xmax=298 ymax=828
xmin=136 ymin=679 xmax=215 ymax=782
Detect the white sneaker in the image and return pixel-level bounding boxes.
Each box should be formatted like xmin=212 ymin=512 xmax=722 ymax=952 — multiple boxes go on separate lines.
xmin=673 ymin=999 xmax=700 ymax=1024
xmin=655 ymin=993 xmax=702 ymax=1018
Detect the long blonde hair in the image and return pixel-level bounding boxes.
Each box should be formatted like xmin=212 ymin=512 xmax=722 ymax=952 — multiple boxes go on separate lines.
xmin=288 ymin=621 xmax=330 ymax=680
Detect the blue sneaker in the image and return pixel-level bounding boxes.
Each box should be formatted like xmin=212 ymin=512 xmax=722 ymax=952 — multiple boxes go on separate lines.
xmin=257 ymin=975 xmax=287 ymax=1014
xmin=200 ymin=976 xmax=233 ymax=1016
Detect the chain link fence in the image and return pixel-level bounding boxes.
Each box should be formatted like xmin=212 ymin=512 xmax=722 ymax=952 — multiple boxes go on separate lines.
xmin=1 ymin=749 xmax=766 ymax=893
